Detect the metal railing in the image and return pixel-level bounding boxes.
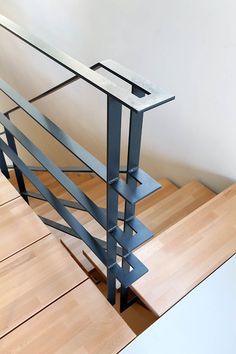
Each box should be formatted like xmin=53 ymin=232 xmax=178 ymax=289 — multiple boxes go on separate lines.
xmin=0 ymin=14 xmax=175 ymax=311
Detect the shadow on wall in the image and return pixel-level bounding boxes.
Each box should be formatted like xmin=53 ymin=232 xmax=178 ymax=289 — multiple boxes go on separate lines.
xmin=140 ymin=150 xmax=235 ymax=194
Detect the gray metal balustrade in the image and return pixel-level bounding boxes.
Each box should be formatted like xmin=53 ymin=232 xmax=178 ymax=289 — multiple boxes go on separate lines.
xmin=0 ymin=14 xmax=175 ymax=310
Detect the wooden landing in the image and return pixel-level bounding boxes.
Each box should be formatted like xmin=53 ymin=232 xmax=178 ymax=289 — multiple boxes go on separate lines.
xmin=132 ymin=184 xmax=236 ymax=316
xmin=0 ymin=172 xmax=135 ymax=352
xmin=83 ymin=181 xmax=215 ymax=280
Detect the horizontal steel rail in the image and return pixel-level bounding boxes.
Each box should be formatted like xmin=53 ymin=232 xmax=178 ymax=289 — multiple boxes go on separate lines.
xmin=7 ymin=164 xmax=128 ymax=173
xmin=5 ymin=75 xmax=80 ymax=115
xmin=0 ymin=14 xmax=174 ymax=112
xmin=4 ymin=62 xmax=101 ymax=116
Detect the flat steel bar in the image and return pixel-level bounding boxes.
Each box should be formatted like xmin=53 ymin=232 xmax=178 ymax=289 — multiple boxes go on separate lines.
xmin=110 ymin=253 xmax=148 ymax=288
xmin=7 ymin=164 xmax=128 ymax=173
xmin=100 ymin=59 xmax=160 ymax=95
xmin=106 ymin=95 xmax=122 ymax=304
xmin=120 ymin=85 xmax=145 ymax=310
xmin=0 ymin=148 xmax=9 ymax=178
xmin=39 ymin=216 xmax=123 ymax=256
xmin=110 ymin=218 xmax=153 ymax=252
xmin=0 ymin=79 xmax=107 ymax=181
xmin=0 ymin=137 xmax=107 ymax=264
xmin=39 ymin=216 xmax=105 ymax=248
xmin=0 ymin=14 xmax=174 ymax=112
xmin=25 ymin=191 xmax=86 ymax=211
xmin=0 ymin=112 xmax=107 ymax=229
xmin=4 ymin=113 xmax=28 ymax=201
xmin=4 ymin=62 xmax=101 ymax=116
xmin=111 ymin=168 xmax=161 ymax=204
xmin=5 ymin=75 xmax=79 ymax=115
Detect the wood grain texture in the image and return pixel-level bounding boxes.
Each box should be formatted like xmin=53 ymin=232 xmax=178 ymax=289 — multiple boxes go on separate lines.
xmin=137 ymin=180 xmax=215 ymax=235
xmin=0 ymin=197 xmax=50 ymax=262
xmin=9 ymin=171 xmax=94 ymax=197
xmin=136 ymin=178 xmax=178 ymax=214
xmin=0 ymin=171 xmax=19 ymax=206
xmin=0 ymin=235 xmax=87 ymax=338
xmin=83 ymin=181 xmax=215 ymax=280
xmin=0 ymin=280 xmax=135 ymax=354
xmin=132 ymin=184 xmax=236 ymax=316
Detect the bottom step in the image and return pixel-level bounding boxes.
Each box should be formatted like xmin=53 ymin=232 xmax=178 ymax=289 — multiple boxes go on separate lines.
xmin=0 ymin=280 xmax=135 ymax=354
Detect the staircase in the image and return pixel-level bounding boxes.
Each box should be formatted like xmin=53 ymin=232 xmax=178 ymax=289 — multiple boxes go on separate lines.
xmin=23 ymin=172 xmax=235 ymax=319
xmin=8 ymin=169 xmax=236 ymax=314
xmin=0 ymin=13 xmax=236 ymax=353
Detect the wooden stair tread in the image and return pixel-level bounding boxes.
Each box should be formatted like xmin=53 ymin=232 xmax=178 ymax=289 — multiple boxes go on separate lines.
xmin=83 ymin=180 xmax=215 ymax=281
xmin=136 ymin=178 xmax=178 ymax=213
xmin=0 ymin=279 xmax=135 ymax=353
xmin=9 ymin=170 xmax=93 ymax=196
xmin=137 ymin=180 xmax=215 ymax=235
xmin=0 ymin=235 xmax=87 ymax=338
xmin=60 ymin=234 xmax=94 ymax=273
xmin=31 ymin=176 xmax=107 ymax=226
xmin=0 ymin=171 xmax=19 ymax=206
xmin=131 ymin=184 xmax=236 ymax=316
xmin=0 ymin=197 xmax=51 ymax=262
xmin=30 ymin=174 xmax=105 ymax=209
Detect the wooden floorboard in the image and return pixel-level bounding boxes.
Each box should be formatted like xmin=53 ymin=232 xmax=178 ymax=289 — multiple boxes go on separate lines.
xmin=0 ymin=235 xmax=88 ymax=338
xmin=0 ymin=172 xmax=19 ymax=206
xmin=0 ymin=280 xmax=135 ymax=354
xmin=0 ymin=197 xmax=51 ymax=262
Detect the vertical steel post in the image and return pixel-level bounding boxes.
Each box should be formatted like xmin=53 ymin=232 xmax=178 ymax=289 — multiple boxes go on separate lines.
xmin=120 ymin=85 xmax=146 ymax=311
xmin=4 ymin=113 xmax=28 ymax=202
xmin=106 ymin=95 xmax=122 ymax=304
xmin=0 ymin=148 xmax=9 ymax=178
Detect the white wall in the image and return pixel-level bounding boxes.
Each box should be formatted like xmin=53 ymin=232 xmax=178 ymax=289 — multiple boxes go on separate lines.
xmin=0 ymin=0 xmax=236 ymax=192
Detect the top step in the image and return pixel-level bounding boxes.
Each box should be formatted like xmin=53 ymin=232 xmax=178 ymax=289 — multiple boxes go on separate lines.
xmin=132 ymin=184 xmax=236 ymax=316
